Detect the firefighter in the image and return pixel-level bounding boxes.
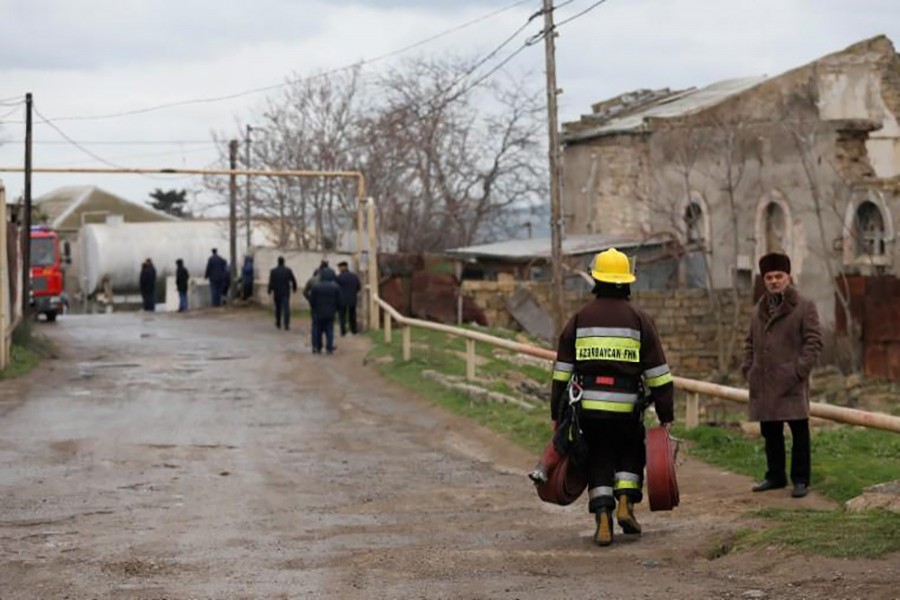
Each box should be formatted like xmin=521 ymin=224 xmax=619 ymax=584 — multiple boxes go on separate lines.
xmin=550 ymin=248 xmax=675 ymax=547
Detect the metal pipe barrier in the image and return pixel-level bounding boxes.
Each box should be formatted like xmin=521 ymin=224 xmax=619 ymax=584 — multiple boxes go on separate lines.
xmin=373 ymin=295 xmax=900 ymax=435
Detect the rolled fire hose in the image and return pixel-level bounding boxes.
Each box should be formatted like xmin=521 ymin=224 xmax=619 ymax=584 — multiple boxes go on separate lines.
xmin=646 ymin=426 xmax=680 ymax=511
xmin=536 ymin=450 xmax=587 ymax=506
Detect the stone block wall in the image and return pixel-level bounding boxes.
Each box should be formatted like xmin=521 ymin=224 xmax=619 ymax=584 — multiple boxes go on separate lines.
xmin=461 ymin=280 xmax=754 ymax=378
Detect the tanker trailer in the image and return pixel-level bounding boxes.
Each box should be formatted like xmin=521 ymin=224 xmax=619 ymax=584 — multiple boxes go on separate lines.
xmin=79 ymin=220 xmax=263 ymax=304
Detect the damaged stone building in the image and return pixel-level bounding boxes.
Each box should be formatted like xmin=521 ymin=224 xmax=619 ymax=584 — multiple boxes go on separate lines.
xmin=562 ymin=34 xmax=900 ymax=349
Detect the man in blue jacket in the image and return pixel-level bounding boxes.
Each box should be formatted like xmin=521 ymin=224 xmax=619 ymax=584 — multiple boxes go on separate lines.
xmin=204 ymin=248 xmax=227 ymax=306
xmin=309 ymin=267 xmax=342 ymax=354
xmin=335 ymin=261 xmax=361 ymax=335
xmin=267 ymin=256 xmax=298 ymax=330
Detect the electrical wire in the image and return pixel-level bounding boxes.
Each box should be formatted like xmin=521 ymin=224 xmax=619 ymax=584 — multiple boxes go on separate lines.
xmin=16 ymin=0 xmax=536 ymax=124
xmin=51 ymin=145 xmax=214 ymax=167
xmin=555 ymin=0 xmax=609 ymax=28
xmin=2 ymin=139 xmax=218 ymax=146
xmin=31 ymin=103 xmax=213 ymax=181
xmin=0 ymin=104 xmax=22 ymax=120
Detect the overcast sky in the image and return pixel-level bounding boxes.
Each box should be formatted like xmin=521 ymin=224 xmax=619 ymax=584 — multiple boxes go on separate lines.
xmin=1 ymin=0 xmax=899 ymax=212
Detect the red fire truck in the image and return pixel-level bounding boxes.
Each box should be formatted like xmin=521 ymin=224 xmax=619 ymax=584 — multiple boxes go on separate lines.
xmin=29 ymin=226 xmax=69 ymax=322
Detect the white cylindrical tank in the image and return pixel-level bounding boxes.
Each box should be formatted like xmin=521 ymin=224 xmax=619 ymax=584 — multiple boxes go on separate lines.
xmin=79 ymin=221 xmax=265 ymax=295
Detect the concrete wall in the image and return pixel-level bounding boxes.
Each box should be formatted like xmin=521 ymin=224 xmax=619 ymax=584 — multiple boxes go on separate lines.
xmin=251 ymin=248 xmax=353 ymax=309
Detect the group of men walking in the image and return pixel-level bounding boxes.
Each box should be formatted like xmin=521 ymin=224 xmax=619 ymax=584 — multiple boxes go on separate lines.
xmin=540 ymin=248 xmax=822 ymax=547
xmin=138 ymin=251 xmax=361 ymax=351
xmin=266 ymin=257 xmax=361 ymax=354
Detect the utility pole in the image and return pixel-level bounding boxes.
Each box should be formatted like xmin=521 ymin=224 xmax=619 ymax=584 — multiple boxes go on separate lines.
xmin=22 ymin=92 xmax=33 ymax=318
xmin=228 ymin=139 xmax=238 ymax=299
xmin=244 ymin=125 xmax=252 ymax=252
xmin=542 ymin=1 xmax=565 ymax=337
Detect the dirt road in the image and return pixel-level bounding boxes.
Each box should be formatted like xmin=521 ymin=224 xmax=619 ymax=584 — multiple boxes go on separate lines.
xmin=1 ymin=310 xmax=896 ymax=599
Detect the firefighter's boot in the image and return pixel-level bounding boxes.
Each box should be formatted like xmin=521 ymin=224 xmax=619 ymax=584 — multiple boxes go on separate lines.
xmin=593 ymin=509 xmax=614 ymax=547
xmin=615 ymin=494 xmax=641 ymax=535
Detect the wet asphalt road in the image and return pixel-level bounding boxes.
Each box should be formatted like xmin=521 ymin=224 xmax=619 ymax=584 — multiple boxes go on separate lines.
xmin=1 ymin=310 xmax=897 ymax=600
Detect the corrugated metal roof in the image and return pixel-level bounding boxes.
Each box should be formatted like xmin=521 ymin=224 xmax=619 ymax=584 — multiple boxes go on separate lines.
xmin=564 ymin=76 xmax=768 ymax=143
xmin=446 ymin=233 xmax=646 ymax=261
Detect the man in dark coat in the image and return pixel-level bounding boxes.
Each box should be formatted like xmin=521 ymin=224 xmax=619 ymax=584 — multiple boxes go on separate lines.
xmin=267 ymin=256 xmax=298 ymax=330
xmin=175 ymin=258 xmax=189 ymax=312
xmin=204 ymin=248 xmax=227 ymax=307
xmin=741 ymin=253 xmax=823 ymax=499
xmin=241 ymin=256 xmax=255 ymax=301
xmin=139 ymin=258 xmax=156 ymax=311
xmin=309 ymin=267 xmax=342 ymax=354
xmin=335 ymin=261 xmax=361 ymax=336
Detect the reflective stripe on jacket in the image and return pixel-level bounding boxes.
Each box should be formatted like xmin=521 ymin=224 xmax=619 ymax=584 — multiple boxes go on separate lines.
xmin=549 ymin=295 xmax=674 ymax=423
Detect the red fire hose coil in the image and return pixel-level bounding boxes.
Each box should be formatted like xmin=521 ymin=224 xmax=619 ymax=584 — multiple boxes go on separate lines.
xmin=646 ymin=426 xmax=680 ymax=511
xmin=535 ymin=445 xmax=587 ymax=505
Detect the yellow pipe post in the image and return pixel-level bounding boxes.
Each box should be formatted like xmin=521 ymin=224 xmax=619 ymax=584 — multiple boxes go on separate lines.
xmin=0 ymin=181 xmax=8 ymax=370
xmin=402 ymin=326 xmax=411 ymax=362
xmin=686 ymin=392 xmax=700 ymax=429
xmin=366 ymin=198 xmax=379 ymax=331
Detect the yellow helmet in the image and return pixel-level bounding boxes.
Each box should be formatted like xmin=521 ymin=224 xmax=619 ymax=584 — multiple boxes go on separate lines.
xmin=591 ymin=248 xmax=636 ymax=284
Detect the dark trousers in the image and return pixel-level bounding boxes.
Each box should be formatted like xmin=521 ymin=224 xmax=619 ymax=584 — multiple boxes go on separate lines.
xmin=761 ymin=419 xmax=810 ymax=486
xmin=178 ymin=291 xmax=188 ymax=312
xmin=141 ymin=291 xmax=155 ymax=311
xmin=242 ymin=282 xmax=253 ymax=301
xmin=210 ymin=283 xmax=222 ymax=306
xmin=339 ymin=304 xmax=358 ymax=335
xmin=582 ymin=417 xmax=646 ymax=510
xmin=273 ymin=294 xmax=290 ymax=329
xmin=313 ymin=317 xmax=335 ymax=352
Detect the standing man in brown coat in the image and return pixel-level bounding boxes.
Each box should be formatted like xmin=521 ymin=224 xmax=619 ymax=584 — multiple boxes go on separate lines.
xmin=741 ymin=253 xmax=823 ymax=498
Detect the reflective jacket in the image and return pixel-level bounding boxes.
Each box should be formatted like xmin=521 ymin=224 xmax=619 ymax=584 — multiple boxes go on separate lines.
xmin=550 ymin=294 xmax=674 ymax=423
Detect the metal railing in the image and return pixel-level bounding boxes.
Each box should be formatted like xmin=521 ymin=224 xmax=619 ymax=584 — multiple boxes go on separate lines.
xmin=374 ymin=295 xmax=900 ymax=434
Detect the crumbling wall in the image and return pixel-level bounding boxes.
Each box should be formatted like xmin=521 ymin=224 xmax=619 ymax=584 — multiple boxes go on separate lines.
xmin=462 ymin=280 xmax=753 ymax=378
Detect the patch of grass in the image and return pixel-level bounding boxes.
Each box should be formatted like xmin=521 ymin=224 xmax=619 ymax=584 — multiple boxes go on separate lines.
xmin=368 ymin=328 xmax=549 ymax=454
xmin=677 ymin=424 xmax=900 ymax=503
xmin=737 ymin=508 xmax=900 ymax=558
xmin=0 ymin=344 xmax=40 ymax=380
xmin=1 ymin=320 xmax=55 ymax=380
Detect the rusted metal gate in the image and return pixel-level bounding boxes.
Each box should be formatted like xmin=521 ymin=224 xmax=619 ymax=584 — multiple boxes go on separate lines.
xmin=836 ymin=275 xmax=900 ymax=381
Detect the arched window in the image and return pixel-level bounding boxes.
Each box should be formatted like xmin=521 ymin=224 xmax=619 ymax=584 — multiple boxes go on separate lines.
xmin=764 ymin=202 xmax=788 ymax=254
xmin=854 ymin=201 xmax=886 ymax=257
xmin=755 ymin=191 xmax=795 ymax=275
xmin=684 ymin=201 xmax=704 ymax=244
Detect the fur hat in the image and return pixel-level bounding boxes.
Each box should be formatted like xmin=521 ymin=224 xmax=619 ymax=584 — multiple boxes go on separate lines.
xmin=759 ymin=253 xmax=791 ymax=275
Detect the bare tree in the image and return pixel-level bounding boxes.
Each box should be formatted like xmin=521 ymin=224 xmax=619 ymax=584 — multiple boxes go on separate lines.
xmin=360 ymin=59 xmax=546 ymax=251
xmin=779 ymin=82 xmax=863 ymax=372
xmin=207 ymin=68 xmax=365 ymax=249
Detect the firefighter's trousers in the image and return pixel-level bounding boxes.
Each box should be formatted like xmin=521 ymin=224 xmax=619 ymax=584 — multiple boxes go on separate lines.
xmin=582 ymin=417 xmax=645 ymax=512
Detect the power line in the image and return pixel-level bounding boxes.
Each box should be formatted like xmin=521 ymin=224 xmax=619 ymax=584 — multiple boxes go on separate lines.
xmin=31 ymin=103 xmax=211 ymax=181
xmin=0 ymin=105 xmax=22 ymax=120
xmin=555 ymin=0 xmax=610 ymax=28
xmin=50 ymin=145 xmax=215 ymax=167
xmin=0 ymin=139 xmax=217 ymax=146
xmin=13 ymin=0 xmax=535 ymax=124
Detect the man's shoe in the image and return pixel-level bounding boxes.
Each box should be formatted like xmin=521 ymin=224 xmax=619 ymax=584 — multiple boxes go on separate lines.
xmin=752 ymin=479 xmax=786 ymax=492
xmin=615 ymin=495 xmax=641 ymax=535
xmin=593 ymin=509 xmax=614 ymax=547
xmin=791 ymin=483 xmax=809 ymax=498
